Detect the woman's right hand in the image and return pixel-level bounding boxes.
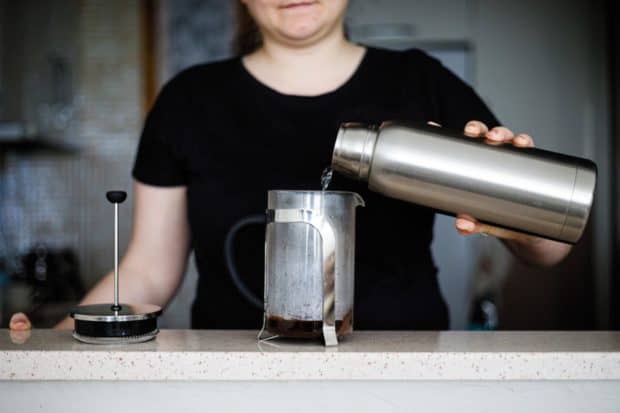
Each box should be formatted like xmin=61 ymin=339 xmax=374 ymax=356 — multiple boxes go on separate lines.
xmin=9 ymin=312 xmax=32 ymax=330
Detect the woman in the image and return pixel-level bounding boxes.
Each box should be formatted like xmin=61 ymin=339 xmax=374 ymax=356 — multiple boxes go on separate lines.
xmin=10 ymin=0 xmax=571 ymax=332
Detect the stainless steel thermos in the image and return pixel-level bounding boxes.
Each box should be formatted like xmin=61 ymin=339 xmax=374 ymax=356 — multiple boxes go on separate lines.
xmin=331 ymin=121 xmax=597 ymax=243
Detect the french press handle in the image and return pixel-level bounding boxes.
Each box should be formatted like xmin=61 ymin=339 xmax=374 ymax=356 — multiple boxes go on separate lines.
xmin=223 ymin=214 xmax=266 ymax=311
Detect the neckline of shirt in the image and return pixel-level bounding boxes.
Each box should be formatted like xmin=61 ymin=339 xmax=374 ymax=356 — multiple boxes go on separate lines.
xmin=236 ymin=46 xmax=374 ymax=102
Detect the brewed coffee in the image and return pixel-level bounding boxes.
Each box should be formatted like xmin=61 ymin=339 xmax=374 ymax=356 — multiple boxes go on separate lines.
xmin=266 ymin=310 xmax=353 ymax=338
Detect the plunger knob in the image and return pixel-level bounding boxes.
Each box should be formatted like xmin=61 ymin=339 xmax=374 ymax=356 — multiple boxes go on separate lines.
xmin=106 ymin=190 xmax=127 ymax=204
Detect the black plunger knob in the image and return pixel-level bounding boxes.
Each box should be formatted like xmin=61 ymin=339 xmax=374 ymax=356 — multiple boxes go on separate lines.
xmin=106 ymin=191 xmax=127 ymax=204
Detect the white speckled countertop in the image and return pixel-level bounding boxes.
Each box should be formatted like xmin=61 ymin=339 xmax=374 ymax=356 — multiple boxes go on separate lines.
xmin=1 ymin=329 xmax=619 ymax=381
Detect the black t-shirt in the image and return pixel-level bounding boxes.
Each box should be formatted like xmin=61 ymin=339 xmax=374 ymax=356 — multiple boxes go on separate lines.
xmin=132 ymin=46 xmax=499 ymax=330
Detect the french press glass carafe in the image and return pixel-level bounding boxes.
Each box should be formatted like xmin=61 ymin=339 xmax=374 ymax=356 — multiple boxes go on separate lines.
xmin=226 ymin=190 xmax=364 ymax=346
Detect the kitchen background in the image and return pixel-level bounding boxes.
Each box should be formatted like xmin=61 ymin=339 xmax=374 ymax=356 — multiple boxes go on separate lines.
xmin=0 ymin=0 xmax=617 ymax=330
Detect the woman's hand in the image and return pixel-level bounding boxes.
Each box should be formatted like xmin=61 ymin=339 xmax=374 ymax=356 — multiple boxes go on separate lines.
xmin=8 ymin=312 xmax=32 ymax=344
xmin=9 ymin=312 xmax=32 ymax=330
xmin=454 ymin=120 xmax=572 ymax=267
xmin=456 ymin=120 xmax=535 ymax=241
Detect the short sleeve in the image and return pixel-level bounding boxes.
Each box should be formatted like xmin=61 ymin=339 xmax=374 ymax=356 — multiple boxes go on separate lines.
xmin=132 ymin=80 xmax=188 ymax=187
xmin=416 ymin=51 xmax=501 ymax=131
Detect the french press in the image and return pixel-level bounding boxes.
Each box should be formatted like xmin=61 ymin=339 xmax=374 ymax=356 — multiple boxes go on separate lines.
xmin=226 ymin=190 xmax=364 ymax=346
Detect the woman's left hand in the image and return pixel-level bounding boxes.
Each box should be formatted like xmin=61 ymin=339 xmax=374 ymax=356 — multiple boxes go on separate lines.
xmin=454 ymin=120 xmax=572 ymax=266
xmin=455 ymin=120 xmax=536 ymax=242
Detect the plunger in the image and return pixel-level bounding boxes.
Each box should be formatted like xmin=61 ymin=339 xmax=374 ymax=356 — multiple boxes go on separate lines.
xmin=69 ymin=191 xmax=162 ymax=344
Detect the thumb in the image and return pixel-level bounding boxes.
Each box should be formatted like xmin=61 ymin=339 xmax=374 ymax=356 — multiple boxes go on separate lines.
xmin=9 ymin=312 xmax=32 ymax=331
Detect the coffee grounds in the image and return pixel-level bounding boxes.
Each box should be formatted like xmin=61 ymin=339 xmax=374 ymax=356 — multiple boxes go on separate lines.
xmin=266 ymin=309 xmax=353 ymax=339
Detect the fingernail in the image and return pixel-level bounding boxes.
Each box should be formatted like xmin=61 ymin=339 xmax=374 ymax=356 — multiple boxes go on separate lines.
xmin=487 ymin=131 xmax=502 ymax=140
xmin=456 ymin=220 xmax=476 ymax=232
xmin=465 ymin=125 xmax=477 ymax=134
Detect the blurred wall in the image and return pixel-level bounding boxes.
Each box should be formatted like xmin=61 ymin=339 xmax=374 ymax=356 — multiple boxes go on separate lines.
xmin=0 ymin=0 xmax=5 ymax=116
xmin=0 ymin=0 xmax=143 ymax=317
xmin=613 ymin=1 xmax=620 ymax=330
xmin=474 ymin=0 xmax=610 ymax=328
xmin=157 ymin=0 xmax=235 ymax=84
